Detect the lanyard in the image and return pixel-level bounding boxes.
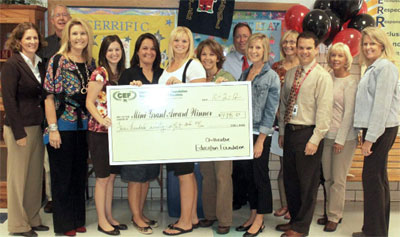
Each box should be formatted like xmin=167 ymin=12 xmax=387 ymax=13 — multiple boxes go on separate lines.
xmin=292 ymin=62 xmax=317 ymax=100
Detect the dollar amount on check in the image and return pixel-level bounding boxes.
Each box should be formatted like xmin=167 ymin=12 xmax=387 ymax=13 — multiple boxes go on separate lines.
xmin=107 ymin=82 xmax=253 ymax=164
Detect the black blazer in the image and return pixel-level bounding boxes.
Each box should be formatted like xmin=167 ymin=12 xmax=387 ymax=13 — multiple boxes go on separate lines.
xmin=1 ymin=53 xmax=46 ymax=140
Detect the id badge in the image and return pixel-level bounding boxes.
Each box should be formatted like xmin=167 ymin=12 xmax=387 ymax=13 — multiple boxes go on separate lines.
xmin=292 ymin=104 xmax=298 ymax=117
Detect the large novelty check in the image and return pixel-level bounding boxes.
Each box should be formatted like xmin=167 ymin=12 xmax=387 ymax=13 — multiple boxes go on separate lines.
xmin=107 ymin=82 xmax=253 ymax=165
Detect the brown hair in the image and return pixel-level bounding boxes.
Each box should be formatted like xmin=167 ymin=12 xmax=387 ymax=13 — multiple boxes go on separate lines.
xmin=98 ymin=35 xmax=126 ymax=81
xmin=5 ymin=22 xmax=47 ymax=53
xmin=196 ymin=39 xmax=225 ymax=69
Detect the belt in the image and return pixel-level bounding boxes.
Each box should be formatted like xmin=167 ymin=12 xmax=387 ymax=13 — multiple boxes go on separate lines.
xmin=286 ymin=124 xmax=314 ymax=132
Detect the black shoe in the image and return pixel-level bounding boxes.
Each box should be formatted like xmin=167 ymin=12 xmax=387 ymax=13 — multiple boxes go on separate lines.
xmin=243 ymin=223 xmax=265 ymax=237
xmin=198 ymin=219 xmax=216 ymax=228
xmin=112 ymin=224 xmax=128 ymax=230
xmin=44 ymin=201 xmax=52 ymax=213
xmin=31 ymin=225 xmax=49 ymax=231
xmin=275 ymin=223 xmax=291 ymax=232
xmin=97 ymin=225 xmax=120 ymax=236
xmin=236 ymin=224 xmax=251 ymax=232
xmin=11 ymin=230 xmax=38 ymax=236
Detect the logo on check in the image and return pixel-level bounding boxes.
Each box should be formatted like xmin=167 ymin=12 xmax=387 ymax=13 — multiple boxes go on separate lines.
xmin=112 ymin=91 xmax=136 ymax=102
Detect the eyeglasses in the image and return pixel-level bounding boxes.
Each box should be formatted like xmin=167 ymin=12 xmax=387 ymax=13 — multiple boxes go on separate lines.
xmin=283 ymin=40 xmax=296 ymax=45
xmin=53 ymin=13 xmax=70 ymax=18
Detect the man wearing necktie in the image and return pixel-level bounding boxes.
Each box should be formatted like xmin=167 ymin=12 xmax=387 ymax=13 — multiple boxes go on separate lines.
xmin=276 ymin=31 xmax=333 ymax=237
xmin=223 ymin=22 xmax=252 ymax=80
xmin=222 ymin=22 xmax=252 ymax=211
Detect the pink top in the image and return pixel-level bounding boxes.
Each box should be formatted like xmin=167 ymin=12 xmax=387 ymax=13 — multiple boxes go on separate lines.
xmin=326 ymin=73 xmax=359 ymax=145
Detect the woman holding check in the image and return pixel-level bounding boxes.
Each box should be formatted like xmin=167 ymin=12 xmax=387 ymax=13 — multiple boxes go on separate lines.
xmin=160 ymin=26 xmax=206 ymax=236
xmin=194 ymin=39 xmax=235 ymax=235
xmin=119 ymin=33 xmax=163 ymax=235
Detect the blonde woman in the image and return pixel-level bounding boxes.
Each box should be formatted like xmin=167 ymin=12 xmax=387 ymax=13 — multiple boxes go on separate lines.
xmin=271 ymin=30 xmax=299 ymax=220
xmin=353 ymin=27 xmax=399 ymax=237
xmin=160 ymin=26 xmax=206 ymax=236
xmin=44 ymin=18 xmax=95 ymax=236
xmin=318 ymin=43 xmax=358 ymax=232
xmin=237 ymin=33 xmax=280 ymax=237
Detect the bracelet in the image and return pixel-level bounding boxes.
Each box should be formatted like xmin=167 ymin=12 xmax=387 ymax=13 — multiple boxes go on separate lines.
xmin=48 ymin=123 xmax=58 ymax=132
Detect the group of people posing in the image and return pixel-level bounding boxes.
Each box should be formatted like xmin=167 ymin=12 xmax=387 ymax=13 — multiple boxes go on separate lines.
xmin=1 ymin=4 xmax=399 ymax=237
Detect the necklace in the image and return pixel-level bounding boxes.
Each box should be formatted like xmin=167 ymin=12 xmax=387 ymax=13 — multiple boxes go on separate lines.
xmin=72 ymin=61 xmax=90 ymax=94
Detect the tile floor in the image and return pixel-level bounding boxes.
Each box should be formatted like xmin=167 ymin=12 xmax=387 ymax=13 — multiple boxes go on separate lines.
xmin=0 ymin=200 xmax=399 ymax=236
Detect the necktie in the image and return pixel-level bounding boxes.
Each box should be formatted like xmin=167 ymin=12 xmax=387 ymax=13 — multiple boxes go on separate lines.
xmin=242 ymin=56 xmax=249 ymax=72
xmin=284 ymin=66 xmax=304 ymax=124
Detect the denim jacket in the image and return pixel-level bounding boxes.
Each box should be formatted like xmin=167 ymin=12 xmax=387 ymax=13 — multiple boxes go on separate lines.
xmin=239 ymin=62 xmax=280 ymax=135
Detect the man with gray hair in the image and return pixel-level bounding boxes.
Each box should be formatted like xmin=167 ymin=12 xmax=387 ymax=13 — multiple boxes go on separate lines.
xmin=39 ymin=4 xmax=71 ymax=67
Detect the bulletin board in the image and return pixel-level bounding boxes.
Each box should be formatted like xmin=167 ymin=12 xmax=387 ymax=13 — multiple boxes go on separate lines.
xmin=48 ymin=0 xmax=296 ymax=64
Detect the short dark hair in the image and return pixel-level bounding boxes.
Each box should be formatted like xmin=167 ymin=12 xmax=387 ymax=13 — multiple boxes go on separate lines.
xmin=130 ymin=33 xmax=161 ymax=71
xmin=233 ymin=22 xmax=252 ymax=37
xmin=196 ymin=39 xmax=225 ymax=69
xmin=297 ymin=31 xmax=319 ymax=48
xmin=98 ymin=35 xmax=126 ymax=80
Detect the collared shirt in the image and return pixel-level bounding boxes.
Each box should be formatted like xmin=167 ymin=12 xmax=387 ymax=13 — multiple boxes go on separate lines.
xmin=239 ymin=62 xmax=280 ymax=135
xmin=223 ymin=50 xmax=252 ymax=80
xmin=279 ymin=59 xmax=333 ymax=146
xmin=19 ymin=52 xmax=42 ymax=83
xmin=354 ymin=58 xmax=400 ymax=143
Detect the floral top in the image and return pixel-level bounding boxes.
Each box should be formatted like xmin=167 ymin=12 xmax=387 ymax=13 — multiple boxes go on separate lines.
xmin=271 ymin=60 xmax=286 ymax=87
xmin=88 ymin=66 xmax=113 ymax=133
xmin=44 ymin=54 xmax=96 ymax=132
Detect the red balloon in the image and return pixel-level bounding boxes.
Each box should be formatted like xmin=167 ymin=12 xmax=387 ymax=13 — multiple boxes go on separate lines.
xmin=342 ymin=20 xmax=350 ymax=29
xmin=358 ymin=1 xmax=368 ymax=15
xmin=285 ymin=4 xmax=310 ymax=33
xmin=332 ymin=28 xmax=362 ymax=56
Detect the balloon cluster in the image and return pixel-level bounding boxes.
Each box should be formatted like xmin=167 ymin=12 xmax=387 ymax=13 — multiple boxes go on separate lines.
xmin=285 ymin=0 xmax=375 ymax=56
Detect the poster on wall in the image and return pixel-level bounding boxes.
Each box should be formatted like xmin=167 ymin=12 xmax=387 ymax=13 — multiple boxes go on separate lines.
xmin=193 ymin=11 xmax=285 ymax=62
xmin=70 ymin=8 xmax=286 ymax=65
xmin=370 ymin=0 xmax=400 ymax=61
xmin=70 ymin=8 xmax=176 ymax=69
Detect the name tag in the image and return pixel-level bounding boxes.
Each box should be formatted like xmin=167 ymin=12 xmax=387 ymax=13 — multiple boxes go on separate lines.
xmin=292 ymin=104 xmax=298 ymax=117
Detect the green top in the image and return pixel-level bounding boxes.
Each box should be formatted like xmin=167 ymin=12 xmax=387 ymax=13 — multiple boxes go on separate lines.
xmin=210 ymin=69 xmax=236 ymax=82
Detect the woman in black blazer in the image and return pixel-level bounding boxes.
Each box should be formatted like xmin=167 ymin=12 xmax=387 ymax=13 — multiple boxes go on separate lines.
xmin=1 ymin=22 xmax=49 ymax=237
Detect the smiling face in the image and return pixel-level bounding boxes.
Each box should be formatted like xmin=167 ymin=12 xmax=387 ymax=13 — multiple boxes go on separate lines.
xmin=172 ymin=33 xmax=190 ymax=57
xmin=20 ymin=28 xmax=39 ymax=56
xmin=51 ymin=6 xmax=71 ymax=35
xmin=106 ymin=41 xmax=122 ymax=67
xmin=297 ymin=37 xmax=318 ymax=66
xmin=69 ymin=24 xmax=88 ymax=52
xmin=247 ymin=38 xmax=264 ymax=64
xmin=362 ymin=35 xmax=384 ymax=63
xmin=138 ymin=38 xmax=156 ymax=66
xmin=282 ymin=34 xmax=297 ymax=57
xmin=234 ymin=26 xmax=251 ymax=55
xmin=200 ymin=46 xmax=219 ymax=72
xmin=329 ymin=49 xmax=347 ymax=72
